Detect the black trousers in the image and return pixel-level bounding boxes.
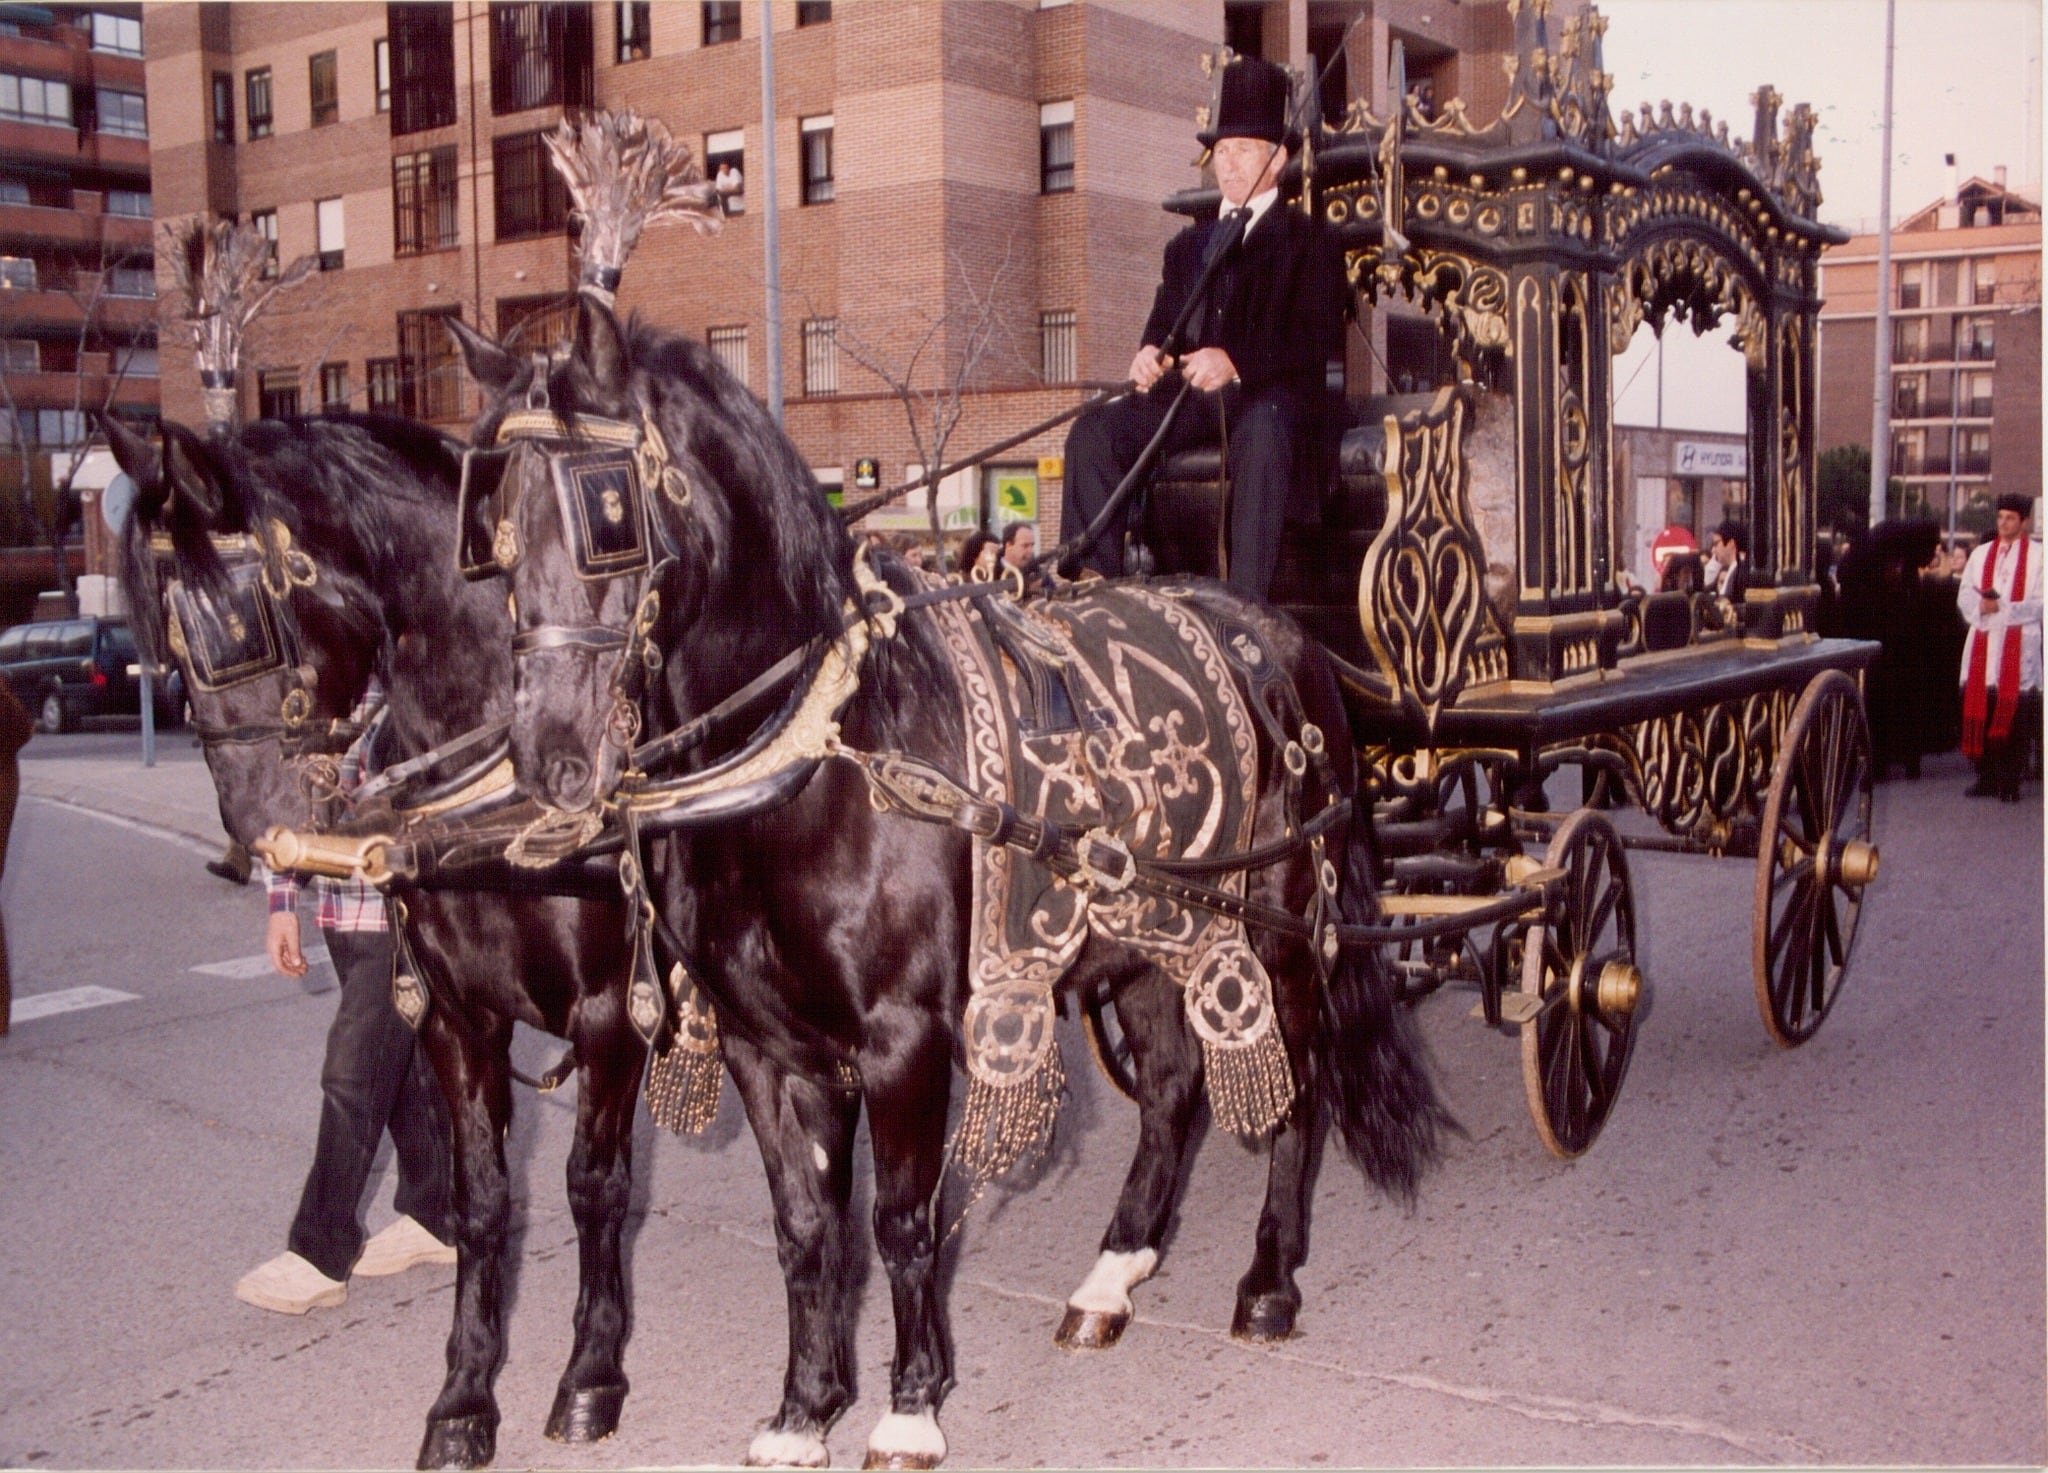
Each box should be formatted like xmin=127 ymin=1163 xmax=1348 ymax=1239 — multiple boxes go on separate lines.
xmin=287 ymin=928 xmax=452 ymax=1280
xmin=1059 ymin=382 xmax=1306 ymax=599
xmin=1973 ymin=687 xmax=2042 ymax=798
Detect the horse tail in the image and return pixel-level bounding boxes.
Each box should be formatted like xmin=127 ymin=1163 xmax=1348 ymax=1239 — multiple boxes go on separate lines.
xmin=1315 ymin=800 xmax=1456 ymax=1203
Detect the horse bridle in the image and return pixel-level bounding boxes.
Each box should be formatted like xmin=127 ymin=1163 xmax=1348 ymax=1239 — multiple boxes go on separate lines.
xmin=152 ymin=523 xmax=367 ymax=768
xmin=460 ymin=389 xmax=692 ymax=758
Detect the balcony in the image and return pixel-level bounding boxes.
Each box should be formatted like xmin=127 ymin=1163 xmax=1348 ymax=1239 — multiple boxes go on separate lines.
xmin=0 ymin=284 xmax=156 ymax=333
xmin=0 ymin=116 xmax=150 ymax=174
xmin=0 ymin=367 xmax=158 ymax=414
xmin=0 ymin=201 xmax=150 ymax=251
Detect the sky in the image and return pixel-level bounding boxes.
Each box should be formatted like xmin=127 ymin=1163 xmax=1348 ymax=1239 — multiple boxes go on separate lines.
xmin=1596 ymin=0 xmax=2043 ymax=431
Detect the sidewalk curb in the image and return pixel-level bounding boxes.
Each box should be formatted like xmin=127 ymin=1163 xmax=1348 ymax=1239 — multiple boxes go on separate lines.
xmin=20 ymin=770 xmax=228 ymax=853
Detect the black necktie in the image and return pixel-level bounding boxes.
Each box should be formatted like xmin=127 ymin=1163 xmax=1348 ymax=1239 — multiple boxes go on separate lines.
xmin=1205 ymin=206 xmax=1251 ymax=265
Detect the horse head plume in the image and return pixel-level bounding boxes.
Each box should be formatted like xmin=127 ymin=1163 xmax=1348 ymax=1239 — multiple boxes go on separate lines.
xmin=159 ymin=216 xmax=316 ymax=430
xmin=545 ymin=110 xmax=723 ymax=307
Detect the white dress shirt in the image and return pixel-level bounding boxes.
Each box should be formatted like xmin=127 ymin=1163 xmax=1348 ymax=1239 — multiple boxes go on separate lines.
xmin=1958 ymin=535 xmax=2044 ymax=692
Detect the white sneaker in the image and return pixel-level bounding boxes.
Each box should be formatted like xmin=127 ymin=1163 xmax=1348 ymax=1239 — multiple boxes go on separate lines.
xmin=235 ymin=1251 xmax=347 ymax=1314
xmin=353 ymin=1215 xmax=457 ymax=1278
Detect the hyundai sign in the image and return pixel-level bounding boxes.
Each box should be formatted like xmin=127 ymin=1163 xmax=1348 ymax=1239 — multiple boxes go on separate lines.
xmin=1674 ymin=440 xmax=1746 ymax=476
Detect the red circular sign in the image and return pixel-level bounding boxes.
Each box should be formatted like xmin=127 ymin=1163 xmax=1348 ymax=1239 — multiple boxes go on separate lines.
xmin=1649 ymin=524 xmax=1698 ymax=571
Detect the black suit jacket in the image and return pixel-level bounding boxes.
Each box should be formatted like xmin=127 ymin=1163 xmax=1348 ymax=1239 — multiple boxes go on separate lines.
xmin=1140 ymin=200 xmax=1347 ymax=400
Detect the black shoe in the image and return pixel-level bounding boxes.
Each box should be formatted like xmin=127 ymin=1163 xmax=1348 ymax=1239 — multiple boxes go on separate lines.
xmin=1966 ymin=779 xmax=1999 ymax=798
xmin=205 ymin=841 xmax=252 ymax=885
xmin=2000 ymin=789 xmax=2022 ymax=803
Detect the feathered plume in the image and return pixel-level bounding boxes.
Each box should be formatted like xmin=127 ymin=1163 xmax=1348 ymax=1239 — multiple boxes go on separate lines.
xmin=545 ymin=111 xmax=723 ymax=306
xmin=159 ymin=218 xmax=315 ymax=429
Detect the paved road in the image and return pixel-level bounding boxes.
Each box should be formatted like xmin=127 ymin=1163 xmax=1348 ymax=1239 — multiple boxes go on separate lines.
xmin=0 ymin=733 xmax=2041 ymax=1469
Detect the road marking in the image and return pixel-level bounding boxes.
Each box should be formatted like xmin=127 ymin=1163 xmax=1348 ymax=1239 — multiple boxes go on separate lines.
xmin=12 ymin=986 xmax=141 ymax=1022
xmin=21 ymin=793 xmax=221 ymax=860
xmin=190 ymin=945 xmax=330 ymax=979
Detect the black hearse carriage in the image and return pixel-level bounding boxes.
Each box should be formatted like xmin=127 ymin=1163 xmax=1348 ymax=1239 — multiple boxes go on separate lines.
xmin=1125 ymin=9 xmax=1879 ymax=1156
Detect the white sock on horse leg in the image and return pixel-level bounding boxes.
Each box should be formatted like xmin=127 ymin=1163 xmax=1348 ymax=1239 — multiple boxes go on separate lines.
xmin=1066 ymin=1246 xmax=1159 ymax=1315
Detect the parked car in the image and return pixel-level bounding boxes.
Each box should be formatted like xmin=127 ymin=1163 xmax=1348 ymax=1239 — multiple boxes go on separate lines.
xmin=0 ymin=617 xmax=185 ymax=734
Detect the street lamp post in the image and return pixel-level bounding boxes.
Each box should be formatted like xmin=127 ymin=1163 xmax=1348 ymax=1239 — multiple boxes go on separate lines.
xmin=1869 ymin=0 xmax=1896 ymax=528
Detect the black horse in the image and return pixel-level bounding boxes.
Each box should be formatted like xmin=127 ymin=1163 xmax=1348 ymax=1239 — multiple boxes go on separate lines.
xmin=453 ymin=297 xmax=1450 ymax=1468
xmin=103 ymin=412 xmax=650 ymax=1470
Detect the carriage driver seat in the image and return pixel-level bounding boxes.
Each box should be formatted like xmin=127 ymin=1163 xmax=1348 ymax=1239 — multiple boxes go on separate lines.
xmin=1137 ymin=392 xmax=1442 ymax=670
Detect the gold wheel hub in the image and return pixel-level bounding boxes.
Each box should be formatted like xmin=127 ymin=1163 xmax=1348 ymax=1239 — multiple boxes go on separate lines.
xmin=1836 ymin=839 xmax=1880 ymax=889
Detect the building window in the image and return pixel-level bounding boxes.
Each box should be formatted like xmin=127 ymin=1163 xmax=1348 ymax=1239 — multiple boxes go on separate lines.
xmin=107 ymin=263 xmax=155 ymax=297
xmin=497 ymin=293 xmax=576 ymax=351
xmin=389 ymin=3 xmax=457 ymax=136
xmin=316 ymin=197 xmax=345 ymax=270
xmin=366 ymin=357 xmax=401 ymax=412
xmin=800 ymin=115 xmax=834 ymax=204
xmin=0 ymin=181 xmax=22 ymax=205
xmin=1895 ymin=261 xmax=1922 ymax=310
xmin=1962 ymin=317 xmax=1995 ymax=362
xmin=705 ymin=128 xmax=744 ymax=214
xmin=615 ymin=0 xmax=649 ymax=60
xmin=0 ymin=340 xmax=38 ymax=372
xmin=211 ymin=70 xmax=234 ymax=141
xmin=250 ymin=208 xmax=278 ymax=276
xmin=0 ymin=258 xmax=37 ymax=290
xmin=802 ymin=317 xmax=838 ymax=395
xmin=489 ymin=1 xmax=594 ymax=116
xmin=398 ymin=307 xmax=464 ymax=421
xmin=320 ymin=362 xmax=350 ymax=410
xmin=374 ymin=38 xmax=391 ymax=112
xmin=1039 ymin=101 xmax=1074 ymax=194
xmin=259 ymin=369 xmax=301 ymax=419
xmin=708 ymin=324 xmax=748 ymax=384
xmin=1040 ymin=309 xmax=1076 ymax=384
xmin=246 ymin=67 xmax=272 ymax=139
xmin=493 ymin=130 xmax=568 ymax=240
xmin=116 ymin=346 xmax=159 ymax=379
xmin=1962 ymin=428 xmax=1992 ymax=475
xmin=106 ymin=189 xmax=152 ymax=218
xmin=1 ymin=73 xmax=73 ymax=127
xmin=88 ymin=12 xmax=143 ymax=56
xmin=96 ymin=88 xmax=147 ymax=138
xmin=1971 ymin=258 xmax=1997 ymax=306
xmin=796 ymin=1 xmax=831 ymax=23
xmin=309 ymin=50 xmax=339 ymax=126
xmin=1892 ymin=374 xmax=1922 ymax=418
xmin=1964 ymin=371 xmax=1994 ymax=418
xmin=702 ymin=1 xmax=740 ymax=44
xmin=393 ymin=146 xmax=459 ymax=254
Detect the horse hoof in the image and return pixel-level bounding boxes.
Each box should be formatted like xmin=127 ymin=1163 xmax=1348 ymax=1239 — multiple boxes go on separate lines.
xmin=417 ymin=1414 xmax=498 ymax=1470
xmin=1055 ymin=1305 xmax=1129 ymax=1350
xmin=861 ymin=1453 xmax=941 ymax=1471
xmin=545 ymin=1382 xmax=627 ymax=1443
xmin=1230 ymin=1290 xmax=1300 ymax=1343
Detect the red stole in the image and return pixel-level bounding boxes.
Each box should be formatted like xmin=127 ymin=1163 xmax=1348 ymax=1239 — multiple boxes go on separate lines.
xmin=1962 ymin=535 xmax=2028 ymax=758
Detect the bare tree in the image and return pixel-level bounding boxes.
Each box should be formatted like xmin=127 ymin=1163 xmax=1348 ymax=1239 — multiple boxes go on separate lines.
xmin=0 ymin=247 xmax=153 ymax=603
xmin=803 ymin=240 xmax=1029 ymax=562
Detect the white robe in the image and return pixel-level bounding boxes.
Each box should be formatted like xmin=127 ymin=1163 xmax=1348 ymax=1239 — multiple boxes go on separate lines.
xmin=1957 ymin=535 xmax=2044 ymax=692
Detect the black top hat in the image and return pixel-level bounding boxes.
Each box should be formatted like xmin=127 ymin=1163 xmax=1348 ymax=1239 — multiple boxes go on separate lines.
xmin=1995 ymin=492 xmax=2035 ymax=517
xmin=1198 ymin=55 xmax=1298 ymax=149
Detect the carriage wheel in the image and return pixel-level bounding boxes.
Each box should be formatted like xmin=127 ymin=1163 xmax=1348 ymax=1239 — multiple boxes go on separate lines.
xmin=1519 ymin=809 xmax=1644 ymax=1159
xmin=1752 ymin=669 xmax=1878 ymax=1048
xmin=1080 ymin=980 xmax=1138 ymax=1102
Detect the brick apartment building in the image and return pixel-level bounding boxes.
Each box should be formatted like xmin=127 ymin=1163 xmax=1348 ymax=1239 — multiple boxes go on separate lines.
xmin=142 ymin=0 xmax=1541 ymax=538
xmin=1818 ymin=172 xmax=2043 ymax=534
xmin=0 ymin=0 xmax=156 ymax=613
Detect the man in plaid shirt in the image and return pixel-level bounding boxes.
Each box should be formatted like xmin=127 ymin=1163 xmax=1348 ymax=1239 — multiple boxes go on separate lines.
xmin=234 ymin=679 xmax=456 ymax=1314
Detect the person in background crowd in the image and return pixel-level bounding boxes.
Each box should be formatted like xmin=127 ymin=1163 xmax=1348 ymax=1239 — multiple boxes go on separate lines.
xmin=954 ymin=528 xmax=995 ymax=577
xmin=1957 ymin=493 xmax=2042 ymax=801
xmin=1058 ymin=54 xmax=1346 ymax=598
xmin=234 ymin=680 xmax=455 ymax=1315
xmin=1836 ymin=520 xmax=1957 ymax=779
xmin=1706 ymin=519 xmax=1751 ymax=603
xmin=0 ymin=682 xmax=29 ymax=1035
xmin=1659 ymin=550 xmax=1705 ymax=595
xmin=999 ymin=521 xmax=1041 ymax=592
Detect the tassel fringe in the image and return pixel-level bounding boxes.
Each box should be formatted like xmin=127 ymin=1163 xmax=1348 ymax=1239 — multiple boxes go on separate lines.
xmin=1202 ymin=1028 xmax=1295 ymax=1138
xmin=646 ymin=1041 xmax=723 ymax=1135
xmin=951 ymin=1038 xmax=1066 ymax=1185
xmin=159 ymin=219 xmax=315 ymax=427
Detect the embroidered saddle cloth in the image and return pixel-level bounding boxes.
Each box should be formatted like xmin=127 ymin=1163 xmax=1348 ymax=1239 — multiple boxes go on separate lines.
xmin=928 ymin=582 xmax=1295 ymax=1177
